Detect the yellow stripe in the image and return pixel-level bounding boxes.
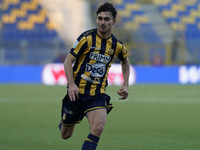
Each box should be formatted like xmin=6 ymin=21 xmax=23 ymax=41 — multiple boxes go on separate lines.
xmin=84 ymin=105 xmax=113 ymax=114
xmin=85 ymin=138 xmax=98 ymax=144
xmin=75 ymin=53 xmax=87 ymax=94
xmin=106 ymin=104 xmax=113 ymax=108
xmin=100 ymin=38 xmax=112 ymax=94
xmin=62 ymin=121 xmax=81 ymax=127
xmin=73 ymin=36 xmax=88 ymax=80
xmin=84 ymin=106 xmax=106 ymax=114
xmin=76 ymin=35 xmax=91 ymax=94
xmin=89 ymin=35 xmax=102 ymax=95
xmin=69 ymin=53 xmax=77 ymax=59
xmin=73 ymin=36 xmax=87 ymax=55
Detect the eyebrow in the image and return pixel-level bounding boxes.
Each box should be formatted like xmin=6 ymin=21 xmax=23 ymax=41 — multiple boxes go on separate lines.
xmin=97 ymin=15 xmax=111 ymax=19
xmin=98 ymin=16 xmax=110 ymax=18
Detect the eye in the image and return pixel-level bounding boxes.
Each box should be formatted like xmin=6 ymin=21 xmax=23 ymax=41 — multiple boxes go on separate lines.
xmin=98 ymin=17 xmax=102 ymax=21
xmin=105 ymin=17 xmax=111 ymax=21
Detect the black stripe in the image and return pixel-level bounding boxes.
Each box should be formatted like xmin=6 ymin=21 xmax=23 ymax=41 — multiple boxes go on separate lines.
xmin=77 ymin=42 xmax=88 ymax=58
xmin=118 ymin=47 xmax=126 ymax=62
xmin=104 ymin=36 xmax=117 ymax=86
xmin=73 ymin=42 xmax=87 ymax=71
xmin=105 ymin=37 xmax=117 ymax=89
xmin=111 ymin=35 xmax=117 ymax=61
xmin=84 ymin=31 xmax=97 ymax=95
xmin=73 ymin=40 xmax=88 ymax=87
xmin=95 ymin=38 xmax=110 ymax=95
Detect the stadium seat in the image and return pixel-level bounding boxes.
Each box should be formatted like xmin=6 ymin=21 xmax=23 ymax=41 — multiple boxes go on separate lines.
xmin=0 ymin=0 xmax=66 ymax=64
xmin=113 ymin=0 xmax=162 ymax=43
xmin=1 ymin=0 xmax=59 ymax=42
xmin=153 ymin=0 xmax=200 ymax=61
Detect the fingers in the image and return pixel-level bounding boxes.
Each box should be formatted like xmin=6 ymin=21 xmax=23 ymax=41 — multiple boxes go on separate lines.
xmin=68 ymin=84 xmax=79 ymax=101
xmin=75 ymin=91 xmax=79 ymax=100
xmin=119 ymin=93 xmax=128 ymax=100
xmin=69 ymin=90 xmax=79 ymax=101
xmin=117 ymin=91 xmax=129 ymax=100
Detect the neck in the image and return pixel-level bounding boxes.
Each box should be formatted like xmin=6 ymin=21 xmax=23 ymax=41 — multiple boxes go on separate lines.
xmin=97 ymin=29 xmax=111 ymax=39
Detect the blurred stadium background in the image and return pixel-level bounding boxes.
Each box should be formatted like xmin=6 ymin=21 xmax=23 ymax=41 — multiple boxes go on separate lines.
xmin=1 ymin=1 xmax=200 ymax=150
xmin=0 ymin=0 xmax=200 ymax=65
xmin=0 ymin=0 xmax=200 ymax=84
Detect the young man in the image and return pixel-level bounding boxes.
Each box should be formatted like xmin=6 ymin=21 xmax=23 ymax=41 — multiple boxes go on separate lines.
xmin=59 ymin=2 xmax=130 ymax=150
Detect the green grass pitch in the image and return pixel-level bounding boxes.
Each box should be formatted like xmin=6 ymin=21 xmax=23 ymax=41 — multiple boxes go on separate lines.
xmin=0 ymin=84 xmax=200 ymax=150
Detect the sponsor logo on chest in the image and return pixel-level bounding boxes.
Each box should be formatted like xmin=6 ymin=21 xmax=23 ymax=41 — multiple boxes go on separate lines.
xmin=86 ymin=63 xmax=106 ymax=77
xmin=89 ymin=52 xmax=111 ymax=63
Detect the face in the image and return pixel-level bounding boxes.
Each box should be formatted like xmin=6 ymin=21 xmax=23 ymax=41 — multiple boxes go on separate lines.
xmin=96 ymin=11 xmax=116 ymax=37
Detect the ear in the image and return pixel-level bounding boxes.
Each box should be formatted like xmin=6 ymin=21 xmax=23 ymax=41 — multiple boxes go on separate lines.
xmin=96 ymin=17 xmax=98 ymax=23
xmin=113 ymin=19 xmax=116 ymax=25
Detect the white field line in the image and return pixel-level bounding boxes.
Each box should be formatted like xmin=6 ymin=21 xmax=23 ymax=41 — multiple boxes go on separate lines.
xmin=131 ymin=98 xmax=200 ymax=104
xmin=0 ymin=97 xmax=200 ymax=104
xmin=111 ymin=97 xmax=200 ymax=104
xmin=0 ymin=97 xmax=61 ymax=103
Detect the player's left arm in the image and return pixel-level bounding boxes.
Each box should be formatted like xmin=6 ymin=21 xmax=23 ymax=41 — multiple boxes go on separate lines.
xmin=117 ymin=58 xmax=130 ymax=100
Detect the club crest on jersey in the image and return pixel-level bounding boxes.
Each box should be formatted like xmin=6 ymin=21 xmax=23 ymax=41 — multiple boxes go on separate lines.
xmin=89 ymin=52 xmax=111 ymax=63
xmin=108 ymin=48 xmax=114 ymax=55
xmin=62 ymin=113 xmax=66 ymax=121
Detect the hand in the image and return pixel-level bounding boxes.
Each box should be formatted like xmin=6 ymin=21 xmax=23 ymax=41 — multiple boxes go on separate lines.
xmin=117 ymin=85 xmax=129 ymax=100
xmin=68 ymin=83 xmax=79 ymax=101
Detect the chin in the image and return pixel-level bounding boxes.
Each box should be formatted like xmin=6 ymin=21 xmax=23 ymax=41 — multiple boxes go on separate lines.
xmin=99 ymin=29 xmax=107 ymax=34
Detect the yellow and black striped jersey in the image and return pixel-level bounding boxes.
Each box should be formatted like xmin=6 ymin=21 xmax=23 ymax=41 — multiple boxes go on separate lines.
xmin=70 ymin=28 xmax=127 ymax=96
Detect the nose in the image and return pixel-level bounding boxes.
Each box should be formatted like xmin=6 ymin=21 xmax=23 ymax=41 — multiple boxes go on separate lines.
xmin=101 ymin=19 xmax=105 ymax=24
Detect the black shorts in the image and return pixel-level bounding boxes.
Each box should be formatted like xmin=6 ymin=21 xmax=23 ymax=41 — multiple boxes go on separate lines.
xmin=61 ymin=93 xmax=113 ymax=127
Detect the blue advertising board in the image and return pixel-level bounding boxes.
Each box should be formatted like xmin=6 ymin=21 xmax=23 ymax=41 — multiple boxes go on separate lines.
xmin=0 ymin=64 xmax=199 ymax=84
xmin=0 ymin=65 xmax=43 ymax=84
xmin=135 ymin=66 xmax=179 ymax=84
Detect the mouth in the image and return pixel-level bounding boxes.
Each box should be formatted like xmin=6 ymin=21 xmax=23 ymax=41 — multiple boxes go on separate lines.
xmin=100 ymin=25 xmax=106 ymax=30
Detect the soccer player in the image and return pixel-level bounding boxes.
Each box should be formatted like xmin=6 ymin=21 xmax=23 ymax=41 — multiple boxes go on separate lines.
xmin=59 ymin=2 xmax=130 ymax=150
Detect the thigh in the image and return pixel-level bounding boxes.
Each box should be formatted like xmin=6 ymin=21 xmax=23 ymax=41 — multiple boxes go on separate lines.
xmin=61 ymin=124 xmax=75 ymax=138
xmin=86 ymin=108 xmax=107 ymax=129
xmin=84 ymin=94 xmax=113 ymax=115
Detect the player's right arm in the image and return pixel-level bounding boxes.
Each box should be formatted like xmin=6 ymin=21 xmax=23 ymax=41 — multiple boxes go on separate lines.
xmin=64 ymin=54 xmax=79 ymax=101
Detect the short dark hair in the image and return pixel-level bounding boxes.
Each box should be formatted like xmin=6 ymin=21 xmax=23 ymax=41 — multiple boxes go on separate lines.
xmin=96 ymin=2 xmax=117 ymax=20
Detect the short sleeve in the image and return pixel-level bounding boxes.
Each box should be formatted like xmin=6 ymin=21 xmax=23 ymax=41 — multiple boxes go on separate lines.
xmin=118 ymin=44 xmax=127 ymax=62
xmin=70 ymin=35 xmax=88 ymax=59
